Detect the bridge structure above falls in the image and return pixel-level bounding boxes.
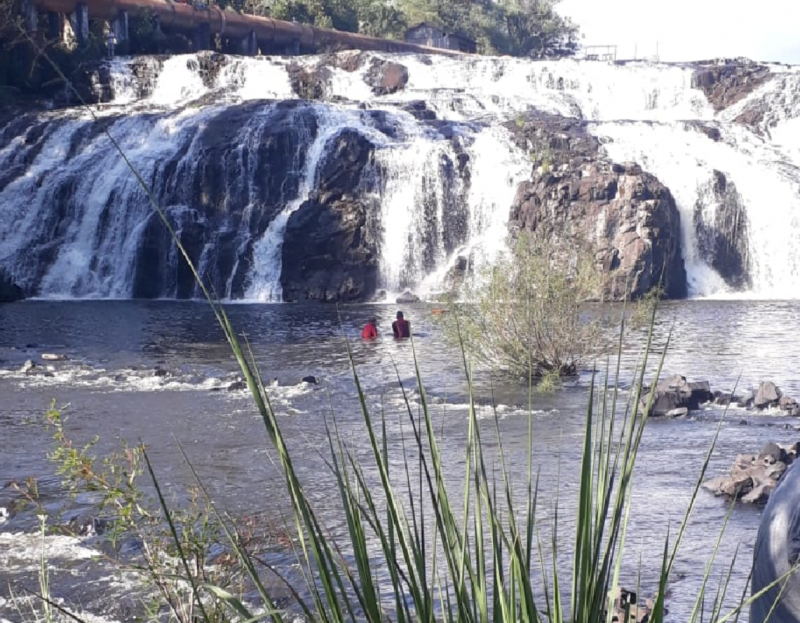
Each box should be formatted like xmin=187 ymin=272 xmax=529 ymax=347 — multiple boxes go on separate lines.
xmin=18 ymin=0 xmax=468 ymax=57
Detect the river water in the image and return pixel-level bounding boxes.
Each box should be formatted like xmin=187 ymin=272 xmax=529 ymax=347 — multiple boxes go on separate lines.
xmin=1 ymin=299 xmax=799 ymax=622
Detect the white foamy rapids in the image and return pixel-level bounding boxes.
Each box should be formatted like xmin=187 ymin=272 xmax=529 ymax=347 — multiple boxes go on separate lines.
xmin=4 ymin=52 xmax=800 ymax=300
xmin=594 ymin=121 xmax=800 ymax=297
xmin=149 ymin=56 xmax=209 ymax=106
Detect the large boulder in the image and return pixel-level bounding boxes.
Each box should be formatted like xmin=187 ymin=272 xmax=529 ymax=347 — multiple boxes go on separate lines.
xmin=754 ymin=381 xmax=783 ymax=410
xmin=281 ymin=129 xmax=380 ymax=302
xmin=693 ymin=170 xmax=751 ymax=290
xmin=0 ymin=270 xmax=24 ymax=303
xmin=640 ymin=375 xmax=713 ymax=417
xmin=365 ymin=59 xmax=409 ymax=96
xmin=691 ymin=60 xmax=772 ymax=112
xmin=508 ymin=111 xmax=687 ymax=301
xmin=287 ymin=63 xmax=333 ymax=100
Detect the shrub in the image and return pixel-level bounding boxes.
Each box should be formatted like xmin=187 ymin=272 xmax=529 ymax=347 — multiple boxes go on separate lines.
xmin=446 ymin=232 xmax=606 ymax=378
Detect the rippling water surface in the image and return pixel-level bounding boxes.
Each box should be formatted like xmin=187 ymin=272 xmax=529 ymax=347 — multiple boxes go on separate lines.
xmin=1 ymin=299 xmax=799 ymax=622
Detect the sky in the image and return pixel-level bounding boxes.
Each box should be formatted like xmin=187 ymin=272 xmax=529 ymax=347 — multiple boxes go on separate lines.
xmin=558 ymin=0 xmax=800 ymax=64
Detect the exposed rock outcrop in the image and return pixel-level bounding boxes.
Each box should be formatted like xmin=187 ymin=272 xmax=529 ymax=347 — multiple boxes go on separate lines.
xmin=691 ymin=60 xmax=772 ymax=112
xmin=703 ymin=442 xmax=800 ymax=504
xmin=640 ymin=375 xmax=713 ymax=417
xmin=281 ymin=129 xmax=380 ymax=302
xmin=508 ymin=111 xmax=687 ymax=300
xmin=295 ymin=53 xmax=410 ymax=98
xmin=694 ymin=170 xmax=750 ymax=290
xmin=133 ymin=100 xmax=318 ymax=299
xmin=0 ymin=270 xmax=24 ymax=303
xmin=364 ymin=58 xmax=409 ymax=95
xmin=288 ymin=62 xmax=333 ymax=100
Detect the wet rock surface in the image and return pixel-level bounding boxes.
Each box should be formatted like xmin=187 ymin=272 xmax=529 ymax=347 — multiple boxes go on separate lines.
xmin=0 ymin=269 xmax=24 ymax=302
xmin=703 ymin=441 xmax=800 ymax=504
xmin=508 ymin=111 xmax=687 ymax=300
xmin=691 ymin=60 xmax=772 ymax=112
xmin=693 ymin=170 xmax=751 ymax=290
xmin=641 ymin=375 xmax=713 ymax=417
xmin=281 ymin=129 xmax=381 ymax=302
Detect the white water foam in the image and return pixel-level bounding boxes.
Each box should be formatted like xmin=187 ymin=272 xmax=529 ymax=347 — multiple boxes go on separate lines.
xmin=594 ymin=121 xmax=800 ymax=297
xmin=4 ymin=52 xmax=800 ymax=300
xmin=149 ymin=56 xmax=208 ymax=106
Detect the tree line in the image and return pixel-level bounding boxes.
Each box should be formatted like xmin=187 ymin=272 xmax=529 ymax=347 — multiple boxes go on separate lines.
xmin=229 ymin=0 xmax=579 ymax=57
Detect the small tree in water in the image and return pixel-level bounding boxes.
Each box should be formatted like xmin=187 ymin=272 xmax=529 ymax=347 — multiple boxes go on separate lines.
xmin=450 ymin=233 xmax=605 ymax=379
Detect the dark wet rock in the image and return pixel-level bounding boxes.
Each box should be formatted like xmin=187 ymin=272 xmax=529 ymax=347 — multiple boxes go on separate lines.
xmin=508 ymin=111 xmax=686 ymax=301
xmin=713 ymin=390 xmax=735 ymax=406
xmin=641 ymin=375 xmax=713 ymax=417
xmin=396 ymin=290 xmax=420 ymax=304
xmin=703 ymin=442 xmax=799 ymax=504
xmin=0 ymin=269 xmax=24 ymax=303
xmin=281 ymin=129 xmax=380 ymax=302
xmin=66 ymin=514 xmax=110 ymax=537
xmin=153 ymin=367 xmax=170 ymax=378
xmin=19 ymin=359 xmax=36 ymax=375
xmin=694 ymin=170 xmax=751 ymax=290
xmin=301 ymin=376 xmax=318 ymax=385
xmin=364 ymin=58 xmax=409 ymax=96
xmin=399 ymin=100 xmax=437 ymax=121
xmin=686 ymin=121 xmax=722 ymax=142
xmin=754 ymin=381 xmax=783 ymax=410
xmin=736 ymin=390 xmax=755 ymax=409
xmin=691 ymin=60 xmax=772 ymax=112
xmin=227 ymin=380 xmax=247 ymax=391
xmin=288 ymin=62 xmax=332 ymax=100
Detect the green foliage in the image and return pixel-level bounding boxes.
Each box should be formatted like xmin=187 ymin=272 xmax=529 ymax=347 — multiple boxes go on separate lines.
xmin=446 ymin=233 xmax=606 ymax=378
xmin=43 ymin=402 xmax=277 ymax=623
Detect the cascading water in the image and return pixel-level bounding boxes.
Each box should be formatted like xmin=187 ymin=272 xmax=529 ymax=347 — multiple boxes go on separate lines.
xmin=245 ymin=108 xmax=350 ymax=302
xmin=1 ymin=52 xmax=799 ymax=300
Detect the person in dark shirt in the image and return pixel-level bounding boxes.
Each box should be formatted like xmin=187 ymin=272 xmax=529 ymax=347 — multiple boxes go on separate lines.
xmin=392 ymin=311 xmax=410 ymax=338
xmin=361 ymin=317 xmax=378 ymax=339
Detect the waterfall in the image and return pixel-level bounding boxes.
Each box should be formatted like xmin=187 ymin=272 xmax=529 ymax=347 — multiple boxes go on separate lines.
xmin=1 ymin=52 xmax=799 ymax=300
xmin=244 ymin=108 xmax=350 ymax=302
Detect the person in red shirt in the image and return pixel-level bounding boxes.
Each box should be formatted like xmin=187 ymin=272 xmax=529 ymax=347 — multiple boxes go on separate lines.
xmin=361 ymin=317 xmax=378 ymax=339
xmin=392 ymin=311 xmax=410 ymax=338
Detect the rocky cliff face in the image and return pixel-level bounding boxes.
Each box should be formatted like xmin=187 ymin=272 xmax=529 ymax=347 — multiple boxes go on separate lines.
xmin=507 ymin=112 xmax=687 ymax=300
xmin=281 ymin=129 xmax=381 ymax=302
xmin=691 ymin=61 xmax=772 ymax=112
xmin=694 ymin=170 xmax=750 ymax=290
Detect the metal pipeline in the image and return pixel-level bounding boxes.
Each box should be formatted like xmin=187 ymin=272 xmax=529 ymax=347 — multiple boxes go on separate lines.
xmin=30 ymin=0 xmax=466 ymax=56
